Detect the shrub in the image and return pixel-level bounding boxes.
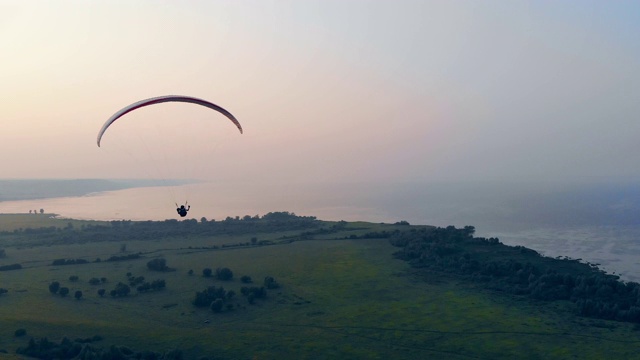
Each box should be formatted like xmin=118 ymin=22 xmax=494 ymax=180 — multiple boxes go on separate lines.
xmin=216 ymin=267 xmax=233 ymax=281
xmin=147 ymin=258 xmax=168 ymax=271
xmin=14 ymin=328 xmax=26 ymax=337
xmin=49 ymin=281 xmax=60 ymax=294
xmin=111 ymin=282 xmax=131 ymax=297
xmin=193 ymin=286 xmax=227 ymax=307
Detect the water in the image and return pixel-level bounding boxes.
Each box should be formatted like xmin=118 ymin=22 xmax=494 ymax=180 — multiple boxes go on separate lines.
xmin=1 ymin=181 xmax=639 ymax=281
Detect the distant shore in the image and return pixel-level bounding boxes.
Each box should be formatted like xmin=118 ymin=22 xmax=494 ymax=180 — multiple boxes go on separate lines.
xmin=0 ymin=179 xmax=192 ymax=202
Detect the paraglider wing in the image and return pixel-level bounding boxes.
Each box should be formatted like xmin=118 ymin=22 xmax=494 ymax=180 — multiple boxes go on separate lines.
xmin=97 ymin=95 xmax=242 ymax=147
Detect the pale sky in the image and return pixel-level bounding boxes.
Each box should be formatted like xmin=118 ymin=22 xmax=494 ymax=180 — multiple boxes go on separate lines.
xmin=1 ymin=1 xmax=639 ymax=184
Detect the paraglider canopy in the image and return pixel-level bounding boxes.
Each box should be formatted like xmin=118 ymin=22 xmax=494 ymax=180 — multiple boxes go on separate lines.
xmin=97 ymin=95 xmax=242 ymax=147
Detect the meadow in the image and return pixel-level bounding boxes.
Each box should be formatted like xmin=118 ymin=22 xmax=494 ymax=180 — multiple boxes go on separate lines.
xmin=1 ymin=214 xmax=640 ymax=359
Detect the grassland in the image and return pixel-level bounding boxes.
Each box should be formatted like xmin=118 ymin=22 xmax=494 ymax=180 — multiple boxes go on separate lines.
xmin=1 ymin=214 xmax=640 ymax=359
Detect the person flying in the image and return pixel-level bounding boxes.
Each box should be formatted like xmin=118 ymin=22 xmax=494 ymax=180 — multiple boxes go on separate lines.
xmin=177 ymin=204 xmax=190 ymax=217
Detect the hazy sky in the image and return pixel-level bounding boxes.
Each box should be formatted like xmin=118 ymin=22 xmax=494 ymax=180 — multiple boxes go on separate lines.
xmin=1 ymin=1 xmax=639 ymax=184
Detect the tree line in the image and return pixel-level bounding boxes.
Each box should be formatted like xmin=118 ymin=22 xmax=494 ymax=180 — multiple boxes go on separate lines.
xmin=0 ymin=212 xmax=319 ymax=246
xmin=16 ymin=336 xmax=188 ymax=360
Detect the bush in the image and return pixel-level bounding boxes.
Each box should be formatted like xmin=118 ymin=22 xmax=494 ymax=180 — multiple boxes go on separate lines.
xmin=240 ymin=286 xmax=267 ymax=303
xmin=240 ymin=275 xmax=252 ymax=284
xmin=49 ymin=281 xmax=60 ymax=294
xmin=111 ymin=282 xmax=131 ymax=297
xmin=147 ymin=258 xmax=169 ymax=271
xmin=14 ymin=328 xmax=26 ymax=337
xmin=216 ymin=267 xmax=233 ymax=281
xmin=193 ymin=286 xmax=227 ymax=307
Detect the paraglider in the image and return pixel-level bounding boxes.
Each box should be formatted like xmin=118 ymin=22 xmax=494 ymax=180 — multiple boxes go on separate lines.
xmin=177 ymin=204 xmax=190 ymax=217
xmin=97 ymin=95 xmax=242 ymax=217
xmin=96 ymin=95 xmax=242 ymax=147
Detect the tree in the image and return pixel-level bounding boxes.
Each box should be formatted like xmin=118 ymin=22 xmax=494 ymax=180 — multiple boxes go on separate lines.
xmin=216 ymin=267 xmax=233 ymax=281
xmin=39 ymin=209 xmax=44 ymax=214
xmin=74 ymin=290 xmax=83 ymax=300
xmin=241 ymin=286 xmax=267 ymax=304
xmin=241 ymin=275 xmax=252 ymax=284
xmin=147 ymin=258 xmax=168 ymax=271
xmin=0 ymin=248 xmax=6 ymax=258
xmin=112 ymin=282 xmax=131 ymax=297
xmin=0 ymin=288 xmax=8 ymax=295
xmin=251 ymin=237 xmax=258 ymax=245
xmin=120 ymin=243 xmax=127 ymax=253
xmin=188 ymin=269 xmax=194 ymax=276
xmin=193 ymin=286 xmax=227 ymax=307
xmin=202 ymin=268 xmax=212 ymax=277
xmin=97 ymin=289 xmax=106 ymax=297
xmin=69 ymin=275 xmax=79 ymax=282
xmin=59 ymin=287 xmax=70 ymax=297
xmin=49 ymin=281 xmax=60 ymax=294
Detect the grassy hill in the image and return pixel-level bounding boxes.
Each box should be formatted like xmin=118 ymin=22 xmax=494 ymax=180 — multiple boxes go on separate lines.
xmin=0 ymin=214 xmax=639 ymax=359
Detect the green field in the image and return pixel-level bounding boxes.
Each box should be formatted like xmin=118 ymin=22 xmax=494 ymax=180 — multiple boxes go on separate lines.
xmin=1 ymin=214 xmax=639 ymax=359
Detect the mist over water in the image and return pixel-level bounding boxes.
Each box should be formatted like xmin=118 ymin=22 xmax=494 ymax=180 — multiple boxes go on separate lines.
xmin=1 ymin=181 xmax=639 ymax=281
